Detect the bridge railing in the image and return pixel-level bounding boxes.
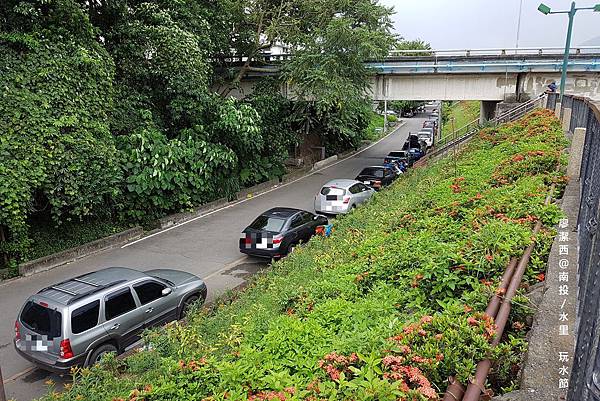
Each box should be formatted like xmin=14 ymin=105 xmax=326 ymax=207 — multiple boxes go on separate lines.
xmin=388 ymin=46 xmax=600 ymax=58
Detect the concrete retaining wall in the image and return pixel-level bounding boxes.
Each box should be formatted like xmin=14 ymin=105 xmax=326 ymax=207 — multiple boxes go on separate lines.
xmin=311 ymin=155 xmax=338 ymax=171
xmin=18 ymin=227 xmax=143 ymax=277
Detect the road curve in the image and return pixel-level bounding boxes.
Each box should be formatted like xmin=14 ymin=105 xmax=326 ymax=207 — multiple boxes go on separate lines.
xmin=0 ymin=117 xmax=424 ymax=401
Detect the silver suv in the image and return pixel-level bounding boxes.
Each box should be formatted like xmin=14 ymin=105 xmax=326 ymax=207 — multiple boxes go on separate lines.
xmin=14 ymin=267 xmax=207 ymax=373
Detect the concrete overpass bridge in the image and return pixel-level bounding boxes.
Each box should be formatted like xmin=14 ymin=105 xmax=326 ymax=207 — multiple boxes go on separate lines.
xmin=220 ymin=47 xmax=600 ymax=120
xmin=361 ymin=47 xmax=600 ymax=122
xmin=368 ymin=47 xmax=600 ymax=104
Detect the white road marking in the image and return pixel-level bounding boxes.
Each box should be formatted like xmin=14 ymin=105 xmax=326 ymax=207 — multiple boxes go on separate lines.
xmin=121 ymin=122 xmax=408 ymax=248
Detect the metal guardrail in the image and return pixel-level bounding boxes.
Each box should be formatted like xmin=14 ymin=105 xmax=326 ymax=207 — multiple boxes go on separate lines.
xmin=425 ymin=95 xmax=547 ymax=160
xmin=216 ymin=47 xmax=600 ymax=65
xmin=548 ymin=94 xmax=600 ymax=401
xmin=388 ymin=46 xmax=600 ymax=57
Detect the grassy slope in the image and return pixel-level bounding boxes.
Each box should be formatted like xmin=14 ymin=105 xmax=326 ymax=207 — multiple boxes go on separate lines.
xmin=49 ymin=110 xmax=568 ymax=401
xmin=441 ymin=101 xmax=481 ymax=138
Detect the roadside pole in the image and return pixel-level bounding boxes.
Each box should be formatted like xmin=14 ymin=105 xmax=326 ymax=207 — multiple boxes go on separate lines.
xmin=0 ymin=365 xmax=7 ymax=401
xmin=383 ymin=99 xmax=388 ymax=134
xmin=438 ymin=101 xmax=443 ymax=141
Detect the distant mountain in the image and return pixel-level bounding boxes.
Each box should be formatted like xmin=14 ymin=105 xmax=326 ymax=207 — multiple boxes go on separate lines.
xmin=580 ymin=36 xmax=600 ymax=46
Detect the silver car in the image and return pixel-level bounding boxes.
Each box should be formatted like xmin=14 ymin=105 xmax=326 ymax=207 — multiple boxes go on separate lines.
xmin=14 ymin=267 xmax=207 ymax=373
xmin=314 ymin=179 xmax=375 ymax=215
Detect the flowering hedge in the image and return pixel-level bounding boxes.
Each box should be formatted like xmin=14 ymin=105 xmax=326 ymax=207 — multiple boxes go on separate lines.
xmin=46 ymin=109 xmax=567 ymax=401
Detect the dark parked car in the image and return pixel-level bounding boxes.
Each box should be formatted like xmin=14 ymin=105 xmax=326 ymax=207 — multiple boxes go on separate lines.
xmin=384 ymin=150 xmax=411 ymax=168
xmin=14 ymin=267 xmax=207 ymax=373
xmin=407 ymin=148 xmax=424 ymax=161
xmin=401 ymin=109 xmax=415 ymax=118
xmin=355 ymin=166 xmax=397 ymax=190
xmin=240 ymin=208 xmax=328 ymax=259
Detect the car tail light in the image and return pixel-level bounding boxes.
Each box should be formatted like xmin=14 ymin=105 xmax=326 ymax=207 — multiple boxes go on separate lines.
xmin=15 ymin=321 xmax=20 ymax=340
xmin=343 ymin=196 xmax=351 ymax=204
xmin=60 ymin=339 xmax=74 ymax=359
xmin=273 ymin=235 xmax=283 ymax=244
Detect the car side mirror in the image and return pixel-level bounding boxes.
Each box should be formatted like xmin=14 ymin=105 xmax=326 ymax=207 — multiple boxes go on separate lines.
xmin=162 ymin=288 xmax=172 ymax=297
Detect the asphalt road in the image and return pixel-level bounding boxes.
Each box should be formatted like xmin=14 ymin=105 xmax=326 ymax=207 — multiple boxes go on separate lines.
xmin=0 ymin=116 xmax=424 ymax=401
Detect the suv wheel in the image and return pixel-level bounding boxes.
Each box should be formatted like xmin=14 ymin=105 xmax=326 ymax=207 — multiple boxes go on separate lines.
xmin=88 ymin=344 xmax=118 ymax=366
xmin=179 ymin=294 xmax=200 ymax=320
xmin=287 ymin=245 xmax=296 ymax=255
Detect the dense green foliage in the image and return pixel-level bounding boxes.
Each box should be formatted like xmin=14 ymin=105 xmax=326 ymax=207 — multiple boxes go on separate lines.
xmin=0 ymin=0 xmax=395 ymax=265
xmin=45 ymin=110 xmax=568 ymax=400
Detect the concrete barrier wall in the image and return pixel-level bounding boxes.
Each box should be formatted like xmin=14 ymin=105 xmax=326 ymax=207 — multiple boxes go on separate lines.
xmin=18 ymin=227 xmax=144 ymax=277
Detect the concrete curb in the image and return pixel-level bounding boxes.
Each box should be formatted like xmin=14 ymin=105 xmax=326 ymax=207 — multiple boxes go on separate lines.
xmin=18 ymin=227 xmax=144 ymax=277
xmin=311 ymin=155 xmax=338 ymax=171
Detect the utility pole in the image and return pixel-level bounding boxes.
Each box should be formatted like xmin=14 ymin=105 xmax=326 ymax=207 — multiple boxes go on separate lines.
xmin=538 ymin=2 xmax=600 ymax=102
xmin=515 ymin=0 xmax=524 ymax=51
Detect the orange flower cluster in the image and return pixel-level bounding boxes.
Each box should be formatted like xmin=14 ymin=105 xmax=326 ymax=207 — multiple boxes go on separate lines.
xmin=354 ymin=271 xmax=370 ymax=282
xmin=450 ymin=177 xmax=465 ymax=193
xmin=178 ymin=358 xmax=207 ymax=371
xmin=248 ymin=387 xmax=295 ymax=401
xmin=380 ymin=360 xmax=438 ymax=400
xmin=112 ymin=385 xmax=152 ymax=401
xmin=318 ymin=352 xmax=359 ymax=381
xmin=466 ymin=312 xmax=497 ymax=340
xmin=493 ymin=212 xmax=537 ymax=225
xmin=411 ymin=273 xmax=424 ymax=288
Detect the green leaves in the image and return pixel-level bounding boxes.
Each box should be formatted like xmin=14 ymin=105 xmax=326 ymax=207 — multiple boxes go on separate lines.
xmin=116 ymin=127 xmax=237 ymax=219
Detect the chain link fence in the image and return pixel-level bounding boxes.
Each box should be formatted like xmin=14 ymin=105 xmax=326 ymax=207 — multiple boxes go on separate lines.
xmin=546 ymin=93 xmax=600 ymax=401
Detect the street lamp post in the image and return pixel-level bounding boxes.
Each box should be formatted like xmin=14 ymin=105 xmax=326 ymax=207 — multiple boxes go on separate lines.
xmin=538 ymin=2 xmax=600 ymax=102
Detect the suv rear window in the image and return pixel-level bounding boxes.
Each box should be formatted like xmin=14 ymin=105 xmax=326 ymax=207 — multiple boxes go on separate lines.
xmin=249 ymin=215 xmax=286 ymax=232
xmin=320 ymin=187 xmax=346 ymax=196
xmin=388 ymin=151 xmax=406 ymax=158
xmin=21 ymin=301 xmax=62 ymax=339
xmin=71 ymin=300 xmax=100 ymax=334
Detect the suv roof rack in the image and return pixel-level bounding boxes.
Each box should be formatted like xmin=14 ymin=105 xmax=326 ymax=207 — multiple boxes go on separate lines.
xmin=65 ymin=281 xmax=126 ymax=305
xmin=38 ymin=277 xmax=128 ymax=305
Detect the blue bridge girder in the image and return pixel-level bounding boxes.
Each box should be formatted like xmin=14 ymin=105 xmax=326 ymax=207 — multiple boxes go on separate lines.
xmin=366 ymin=55 xmax=600 ymax=75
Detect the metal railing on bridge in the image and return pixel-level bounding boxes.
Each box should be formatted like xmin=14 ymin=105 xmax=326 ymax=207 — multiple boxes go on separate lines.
xmin=388 ymin=46 xmax=600 ymax=58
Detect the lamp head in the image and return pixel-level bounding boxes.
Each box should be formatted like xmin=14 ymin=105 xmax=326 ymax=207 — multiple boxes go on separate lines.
xmin=538 ymin=3 xmax=551 ymax=14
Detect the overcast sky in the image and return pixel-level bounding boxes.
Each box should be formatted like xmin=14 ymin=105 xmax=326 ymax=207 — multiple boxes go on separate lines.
xmin=381 ymin=0 xmax=600 ymax=49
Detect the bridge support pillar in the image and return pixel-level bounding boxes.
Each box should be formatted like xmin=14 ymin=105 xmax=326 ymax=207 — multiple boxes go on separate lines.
xmin=480 ymin=101 xmax=499 ymax=125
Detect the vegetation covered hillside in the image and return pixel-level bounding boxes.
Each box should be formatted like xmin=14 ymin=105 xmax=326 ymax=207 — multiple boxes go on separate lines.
xmin=46 ymin=109 xmax=568 ymax=401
